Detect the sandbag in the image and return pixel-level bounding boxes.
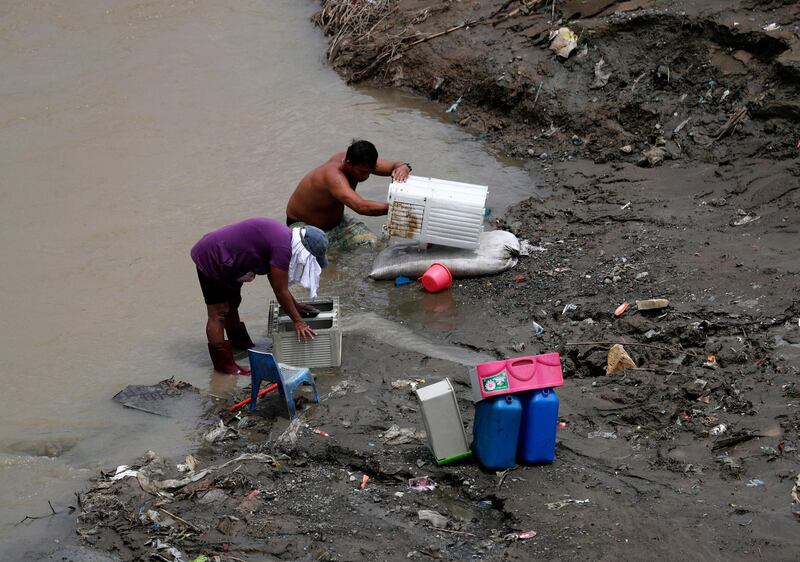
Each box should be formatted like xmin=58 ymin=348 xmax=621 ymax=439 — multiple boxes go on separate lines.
xmin=369 ymin=230 xmax=520 ymax=280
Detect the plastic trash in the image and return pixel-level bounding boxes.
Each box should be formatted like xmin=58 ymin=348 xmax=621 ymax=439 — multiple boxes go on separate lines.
xmin=562 ymin=303 xmax=577 ymax=315
xmin=531 ymin=321 xmax=544 ymax=335
xmin=710 ymin=424 xmax=727 ymax=436
xmin=408 ymin=476 xmax=436 ymax=492
xmin=546 ymin=498 xmax=590 ymax=510
xmin=446 ymin=96 xmax=463 ymax=113
xmin=746 ymin=479 xmax=765 ymax=487
xmin=588 ymin=431 xmax=617 ymax=439
xmin=505 ymin=530 xmax=538 ymax=541
xmin=477 ymin=500 xmax=493 ymax=509
xmin=614 ymin=303 xmax=630 ymax=317
xmin=394 ymin=275 xmax=413 ymax=286
xmin=418 ymin=509 xmax=448 ymax=528
xmin=549 ymin=27 xmax=578 ymax=58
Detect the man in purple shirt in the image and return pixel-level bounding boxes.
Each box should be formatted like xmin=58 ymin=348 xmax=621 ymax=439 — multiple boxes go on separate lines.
xmin=191 ymin=218 xmax=328 ymax=374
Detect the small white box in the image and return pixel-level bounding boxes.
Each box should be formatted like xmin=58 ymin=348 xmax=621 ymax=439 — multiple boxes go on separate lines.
xmin=415 ymin=379 xmax=472 ymax=465
xmin=386 ymin=176 xmax=488 ymax=250
xmin=267 ymin=296 xmax=341 ymax=368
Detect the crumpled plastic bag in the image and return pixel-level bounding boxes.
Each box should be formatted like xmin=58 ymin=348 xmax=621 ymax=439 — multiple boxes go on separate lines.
xmin=380 ymin=424 xmax=426 ymax=445
xmin=606 ymin=344 xmax=636 ymax=375
xmin=550 ymin=27 xmax=578 ymax=58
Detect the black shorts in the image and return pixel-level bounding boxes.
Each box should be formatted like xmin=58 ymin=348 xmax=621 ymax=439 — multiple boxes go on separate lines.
xmin=196 ymin=268 xmax=241 ymax=305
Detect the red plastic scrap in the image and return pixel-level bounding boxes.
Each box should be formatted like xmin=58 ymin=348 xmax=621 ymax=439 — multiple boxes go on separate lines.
xmin=513 ymin=275 xmax=526 ymax=284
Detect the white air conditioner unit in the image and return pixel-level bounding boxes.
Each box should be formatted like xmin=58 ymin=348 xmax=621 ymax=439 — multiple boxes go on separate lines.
xmin=386 ymin=176 xmax=488 ymax=250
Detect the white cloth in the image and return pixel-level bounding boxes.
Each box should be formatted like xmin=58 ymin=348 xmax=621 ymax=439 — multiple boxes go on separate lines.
xmin=289 ymin=228 xmax=321 ymax=299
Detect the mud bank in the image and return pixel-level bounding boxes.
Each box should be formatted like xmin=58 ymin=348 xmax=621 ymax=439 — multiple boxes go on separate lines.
xmin=70 ymin=2 xmax=800 ymax=561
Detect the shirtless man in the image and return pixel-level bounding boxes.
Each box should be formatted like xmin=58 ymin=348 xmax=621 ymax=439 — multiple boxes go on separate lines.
xmin=286 ymin=140 xmax=411 ymax=231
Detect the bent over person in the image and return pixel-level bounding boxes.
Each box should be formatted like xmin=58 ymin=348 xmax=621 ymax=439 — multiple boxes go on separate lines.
xmin=286 ymin=139 xmax=411 ymax=231
xmin=191 ymin=218 xmax=328 ymax=374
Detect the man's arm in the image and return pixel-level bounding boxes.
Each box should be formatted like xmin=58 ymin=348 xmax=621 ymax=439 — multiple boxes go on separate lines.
xmin=328 ymin=171 xmax=389 ymax=216
xmin=268 ymin=267 xmax=316 ymax=341
xmin=373 ymin=158 xmax=411 ymax=182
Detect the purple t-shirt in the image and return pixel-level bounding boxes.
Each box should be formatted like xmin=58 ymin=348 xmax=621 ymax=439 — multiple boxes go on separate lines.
xmin=191 ymin=218 xmax=292 ymax=288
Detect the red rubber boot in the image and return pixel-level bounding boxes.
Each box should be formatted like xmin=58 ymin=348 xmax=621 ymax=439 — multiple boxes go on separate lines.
xmin=208 ymin=341 xmax=250 ymax=375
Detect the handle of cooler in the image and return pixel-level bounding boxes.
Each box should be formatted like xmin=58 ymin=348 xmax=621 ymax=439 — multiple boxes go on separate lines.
xmin=507 ymin=358 xmax=536 ymax=381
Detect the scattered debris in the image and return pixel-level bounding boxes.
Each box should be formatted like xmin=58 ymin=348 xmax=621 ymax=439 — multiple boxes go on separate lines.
xmin=203 ymin=421 xmax=230 ymax=443
xmin=531 ymin=321 xmax=545 ymax=335
xmin=446 ymin=96 xmax=463 ymax=113
xmin=562 ymin=303 xmax=577 ymax=315
xmin=408 ymin=476 xmax=437 ymax=492
xmin=546 ymin=498 xmax=590 ymax=510
xmin=792 ymin=473 xmax=800 ymax=520
xmin=731 ymin=211 xmax=760 ymax=227
xmin=549 ymin=27 xmax=578 ymax=59
xmin=710 ymin=424 xmax=728 ymax=436
xmin=606 ymin=344 xmax=636 ymax=374
xmin=504 ymin=530 xmax=537 ymax=541
xmin=636 ymin=298 xmax=669 ymax=311
xmin=417 ymin=509 xmax=449 ymax=528
xmin=588 ymin=431 xmax=617 ymax=439
xmin=392 ymin=379 xmax=426 ymax=390
xmin=110 ymin=465 xmax=139 ymax=481
xmin=746 ymin=479 xmax=765 ymax=487
xmin=519 ymin=240 xmax=547 ymax=255
xmin=614 ymin=302 xmax=630 ymax=317
xmin=176 ymin=455 xmax=197 ymax=474
xmin=590 ymin=58 xmax=612 ymax=89
xmin=380 ymin=424 xmax=426 ymax=445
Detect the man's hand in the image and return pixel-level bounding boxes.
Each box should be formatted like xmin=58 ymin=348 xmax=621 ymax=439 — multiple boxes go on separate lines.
xmin=391 ymin=163 xmax=411 ymax=183
xmin=294 ymin=320 xmax=316 ymax=342
xmin=297 ymin=303 xmax=321 ymax=318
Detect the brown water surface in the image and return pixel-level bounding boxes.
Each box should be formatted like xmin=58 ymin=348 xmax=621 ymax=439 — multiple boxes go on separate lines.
xmin=0 ymin=0 xmax=536 ymax=554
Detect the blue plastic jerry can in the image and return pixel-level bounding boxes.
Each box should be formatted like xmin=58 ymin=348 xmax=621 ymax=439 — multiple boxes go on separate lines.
xmin=517 ymin=388 xmax=559 ymax=465
xmin=472 ymin=394 xmax=523 ymax=470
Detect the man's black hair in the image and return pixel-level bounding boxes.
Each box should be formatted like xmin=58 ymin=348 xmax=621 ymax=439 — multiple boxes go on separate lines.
xmin=346 ymin=139 xmax=378 ymax=168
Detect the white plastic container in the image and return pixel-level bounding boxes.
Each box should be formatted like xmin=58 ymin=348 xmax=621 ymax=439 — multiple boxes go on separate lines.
xmin=267 ymin=296 xmax=341 ymax=368
xmin=386 ymin=176 xmax=488 ymax=250
xmin=414 ymin=379 xmax=472 ymax=465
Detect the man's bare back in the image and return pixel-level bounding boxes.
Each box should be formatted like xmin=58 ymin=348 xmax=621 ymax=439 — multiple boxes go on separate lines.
xmin=286 ymin=141 xmax=410 ymax=231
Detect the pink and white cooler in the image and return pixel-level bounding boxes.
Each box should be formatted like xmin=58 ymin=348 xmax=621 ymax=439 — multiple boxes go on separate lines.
xmin=470 ymin=353 xmax=564 ymax=403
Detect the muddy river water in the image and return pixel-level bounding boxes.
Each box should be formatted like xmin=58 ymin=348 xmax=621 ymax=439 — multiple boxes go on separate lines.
xmin=0 ymin=0 xmax=536 ymax=555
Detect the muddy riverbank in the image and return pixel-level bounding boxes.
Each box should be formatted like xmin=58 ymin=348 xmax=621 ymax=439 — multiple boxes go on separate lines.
xmin=69 ymin=1 xmax=800 ymax=561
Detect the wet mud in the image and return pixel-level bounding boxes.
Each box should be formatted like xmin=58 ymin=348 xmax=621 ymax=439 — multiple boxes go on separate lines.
xmin=71 ymin=1 xmax=800 ymax=561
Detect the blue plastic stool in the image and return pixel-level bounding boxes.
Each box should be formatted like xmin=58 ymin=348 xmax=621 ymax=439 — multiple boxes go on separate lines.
xmin=247 ymin=349 xmax=320 ymax=419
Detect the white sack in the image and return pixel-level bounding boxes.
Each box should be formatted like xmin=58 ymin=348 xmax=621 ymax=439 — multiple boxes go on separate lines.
xmin=369 ymin=230 xmax=520 ymax=280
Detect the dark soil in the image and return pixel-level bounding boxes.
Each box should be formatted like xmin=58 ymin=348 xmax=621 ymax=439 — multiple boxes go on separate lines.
xmin=72 ymin=2 xmax=800 ymax=561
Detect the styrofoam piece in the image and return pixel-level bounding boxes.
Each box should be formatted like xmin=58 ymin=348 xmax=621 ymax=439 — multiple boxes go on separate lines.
xmin=387 ymin=176 xmax=488 ymax=250
xmin=470 ymin=353 xmax=564 ymax=402
xmin=415 ymin=379 xmax=471 ymax=465
xmin=267 ymin=296 xmax=341 ymax=368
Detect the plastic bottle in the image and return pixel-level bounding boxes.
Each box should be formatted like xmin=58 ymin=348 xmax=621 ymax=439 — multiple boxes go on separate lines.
xmin=517 ymin=388 xmax=559 ymax=465
xmin=472 ymin=395 xmax=522 ymax=470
